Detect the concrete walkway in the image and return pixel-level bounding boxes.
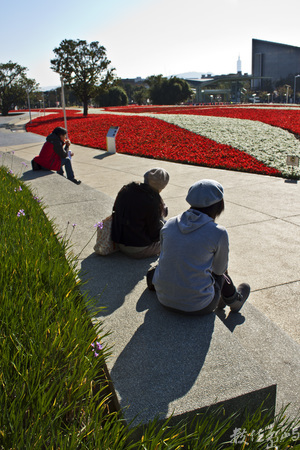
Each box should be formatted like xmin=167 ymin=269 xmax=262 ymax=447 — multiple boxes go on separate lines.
xmin=1 ymin=112 xmax=299 ymax=423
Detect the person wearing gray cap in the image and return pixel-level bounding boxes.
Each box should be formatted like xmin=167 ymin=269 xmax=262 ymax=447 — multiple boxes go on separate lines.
xmin=111 ymin=168 xmax=169 ymax=259
xmin=148 ymin=179 xmax=250 ymax=314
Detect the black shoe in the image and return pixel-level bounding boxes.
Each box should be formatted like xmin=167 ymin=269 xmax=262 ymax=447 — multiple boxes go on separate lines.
xmin=70 ymin=178 xmax=81 ymax=185
xmin=224 ymin=283 xmax=250 ymax=313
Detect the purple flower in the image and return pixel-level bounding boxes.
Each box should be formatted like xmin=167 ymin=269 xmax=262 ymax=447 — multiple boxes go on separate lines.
xmin=7 ymin=170 xmax=13 ymax=174
xmin=95 ymin=341 xmax=103 ymax=351
xmin=17 ymin=209 xmax=25 ymax=217
xmin=21 ymin=162 xmax=28 ymax=167
xmin=72 ymin=223 xmax=76 ymax=228
xmin=91 ymin=341 xmax=103 ymax=357
xmin=94 ymin=221 xmax=104 ymax=229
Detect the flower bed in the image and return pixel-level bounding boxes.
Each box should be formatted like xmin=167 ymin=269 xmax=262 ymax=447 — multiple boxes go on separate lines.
xmin=143 ymin=113 xmax=300 ymax=178
xmin=26 ymin=111 xmax=281 ymax=176
xmin=105 ymin=105 xmax=300 ymax=136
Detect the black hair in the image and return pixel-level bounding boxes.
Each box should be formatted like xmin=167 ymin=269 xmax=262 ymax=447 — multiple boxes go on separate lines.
xmin=191 ymin=199 xmax=224 ymax=220
xmin=52 ymin=127 xmax=67 ymax=136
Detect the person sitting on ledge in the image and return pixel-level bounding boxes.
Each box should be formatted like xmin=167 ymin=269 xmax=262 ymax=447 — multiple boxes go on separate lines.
xmin=31 ymin=127 xmax=81 ymax=185
xmin=111 ymin=168 xmax=169 ymax=259
xmin=147 ymin=179 xmax=250 ymax=314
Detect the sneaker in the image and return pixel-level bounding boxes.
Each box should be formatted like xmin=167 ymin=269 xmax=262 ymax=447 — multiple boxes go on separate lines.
xmin=70 ymin=178 xmax=81 ymax=185
xmin=227 ymin=283 xmax=250 ymax=313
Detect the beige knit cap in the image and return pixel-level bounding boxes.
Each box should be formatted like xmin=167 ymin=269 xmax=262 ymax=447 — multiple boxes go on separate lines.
xmin=144 ymin=168 xmax=170 ymax=192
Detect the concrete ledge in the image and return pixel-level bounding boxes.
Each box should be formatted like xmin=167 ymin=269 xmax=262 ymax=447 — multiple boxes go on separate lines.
xmin=107 ymin=289 xmax=276 ymax=425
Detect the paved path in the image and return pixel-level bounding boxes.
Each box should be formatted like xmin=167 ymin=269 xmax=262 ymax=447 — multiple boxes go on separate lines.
xmin=1 ymin=112 xmax=299 ymax=421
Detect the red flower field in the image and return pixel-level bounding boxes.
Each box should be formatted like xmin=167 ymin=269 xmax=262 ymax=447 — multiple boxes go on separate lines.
xmin=26 ymin=109 xmax=281 ymax=177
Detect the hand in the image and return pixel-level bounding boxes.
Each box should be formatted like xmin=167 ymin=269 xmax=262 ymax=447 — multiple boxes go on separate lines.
xmin=65 ymin=139 xmax=71 ymax=147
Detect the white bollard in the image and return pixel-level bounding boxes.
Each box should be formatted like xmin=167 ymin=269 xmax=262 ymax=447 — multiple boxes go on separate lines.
xmin=106 ymin=126 xmax=119 ymax=153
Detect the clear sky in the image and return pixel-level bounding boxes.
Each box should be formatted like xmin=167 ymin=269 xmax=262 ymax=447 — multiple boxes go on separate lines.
xmin=1 ymin=0 xmax=299 ymax=88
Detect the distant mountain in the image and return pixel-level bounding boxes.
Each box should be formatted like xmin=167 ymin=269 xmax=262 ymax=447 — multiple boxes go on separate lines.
xmin=172 ymin=72 xmax=214 ymax=79
xmin=40 ymin=86 xmax=60 ymax=91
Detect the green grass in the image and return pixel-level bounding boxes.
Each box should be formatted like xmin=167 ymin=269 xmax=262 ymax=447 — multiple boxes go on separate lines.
xmin=0 ymin=163 xmax=299 ymax=449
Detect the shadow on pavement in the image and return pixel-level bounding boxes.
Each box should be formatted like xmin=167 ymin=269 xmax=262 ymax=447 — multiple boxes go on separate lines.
xmin=80 ymin=251 xmax=157 ymax=316
xmin=216 ymin=308 xmax=246 ymax=332
xmin=111 ymin=289 xmax=215 ymax=423
xmin=21 ymin=169 xmax=54 ymax=181
xmin=93 ymin=152 xmax=115 ymax=160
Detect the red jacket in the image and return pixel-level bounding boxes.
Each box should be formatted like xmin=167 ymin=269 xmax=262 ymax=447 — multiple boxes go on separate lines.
xmin=34 ymin=141 xmax=61 ymax=171
xmin=34 ymin=132 xmax=68 ymax=171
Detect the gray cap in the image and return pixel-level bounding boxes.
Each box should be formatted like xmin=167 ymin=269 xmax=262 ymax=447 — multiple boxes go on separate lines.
xmin=144 ymin=168 xmax=170 ymax=192
xmin=186 ymin=179 xmax=224 ymax=207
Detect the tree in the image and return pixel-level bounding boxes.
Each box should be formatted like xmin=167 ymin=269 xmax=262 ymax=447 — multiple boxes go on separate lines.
xmin=51 ymin=39 xmax=114 ymax=115
xmin=95 ymin=86 xmax=128 ymax=107
xmin=133 ymin=85 xmax=149 ymax=105
xmin=147 ymin=75 xmax=192 ymax=105
xmin=0 ymin=61 xmax=38 ymax=116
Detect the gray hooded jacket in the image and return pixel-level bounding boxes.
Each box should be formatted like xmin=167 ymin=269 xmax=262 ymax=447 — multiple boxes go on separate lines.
xmin=153 ymin=209 xmax=229 ymax=312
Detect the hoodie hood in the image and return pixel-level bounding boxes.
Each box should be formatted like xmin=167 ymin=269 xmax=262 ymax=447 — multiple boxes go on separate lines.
xmin=46 ymin=133 xmax=61 ymax=145
xmin=177 ymin=209 xmax=213 ymax=234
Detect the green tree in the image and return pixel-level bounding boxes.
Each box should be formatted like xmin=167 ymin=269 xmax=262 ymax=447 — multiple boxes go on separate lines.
xmin=0 ymin=61 xmax=38 ymax=116
xmin=147 ymin=75 xmax=192 ymax=105
xmin=133 ymin=85 xmax=149 ymax=105
xmin=51 ymin=39 xmax=114 ymax=115
xmin=95 ymin=86 xmax=128 ymax=107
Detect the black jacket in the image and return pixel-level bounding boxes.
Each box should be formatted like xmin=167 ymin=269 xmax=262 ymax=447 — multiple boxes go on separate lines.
xmin=111 ymin=182 xmax=164 ymax=246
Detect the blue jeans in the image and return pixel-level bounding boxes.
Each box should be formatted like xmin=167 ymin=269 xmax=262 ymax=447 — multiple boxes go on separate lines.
xmin=57 ymin=157 xmax=74 ymax=180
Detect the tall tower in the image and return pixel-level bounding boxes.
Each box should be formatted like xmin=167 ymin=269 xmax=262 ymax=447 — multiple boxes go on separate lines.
xmin=237 ymin=55 xmax=242 ymax=74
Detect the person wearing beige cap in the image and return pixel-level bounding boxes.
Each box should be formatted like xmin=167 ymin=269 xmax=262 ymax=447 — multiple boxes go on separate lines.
xmin=111 ymin=168 xmax=169 ymax=258
xmin=148 ymin=179 xmax=250 ymax=314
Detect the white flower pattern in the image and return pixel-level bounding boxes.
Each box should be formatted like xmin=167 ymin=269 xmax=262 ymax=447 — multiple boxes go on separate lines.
xmin=140 ymin=113 xmax=300 ymax=178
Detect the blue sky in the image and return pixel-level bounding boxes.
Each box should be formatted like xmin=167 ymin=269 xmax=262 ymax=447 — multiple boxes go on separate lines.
xmin=1 ymin=0 xmax=299 ymax=88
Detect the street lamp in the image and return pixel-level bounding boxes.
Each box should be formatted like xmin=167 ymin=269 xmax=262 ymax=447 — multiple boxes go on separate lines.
xmin=285 ymin=85 xmax=291 ymax=104
xmin=60 ymin=76 xmax=68 ymax=135
xmin=26 ymin=89 xmax=32 ymax=123
xmin=267 ymin=93 xmax=271 ymax=103
xmin=293 ymin=75 xmax=300 ymax=104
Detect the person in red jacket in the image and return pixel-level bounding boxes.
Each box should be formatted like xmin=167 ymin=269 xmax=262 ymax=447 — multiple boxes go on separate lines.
xmin=32 ymin=127 xmax=81 ymax=184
